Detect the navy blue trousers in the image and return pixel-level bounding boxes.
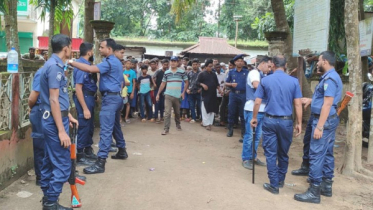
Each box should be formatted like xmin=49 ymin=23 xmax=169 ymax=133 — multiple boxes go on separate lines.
xmin=29 ymin=105 xmax=44 ymax=178
xmin=301 ymin=115 xmax=314 ymax=165
xmin=228 ymin=92 xmax=245 ymax=130
xmin=97 ymin=94 xmax=126 ymax=159
xmin=73 ymin=94 xmax=95 ymax=151
xmin=262 ymin=116 xmax=293 ymax=188
xmin=309 ymin=116 xmax=339 ymax=184
xmin=40 ymin=116 xmax=71 ymax=202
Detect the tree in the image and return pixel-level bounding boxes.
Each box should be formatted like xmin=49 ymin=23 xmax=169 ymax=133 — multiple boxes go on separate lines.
xmin=170 ymin=0 xmax=197 ymax=23
xmin=30 ymin=0 xmax=74 ymax=55
xmin=2 ymin=0 xmax=23 ymax=71
xmin=84 ymin=0 xmax=94 ymax=43
xmin=340 ymin=0 xmax=373 ymax=179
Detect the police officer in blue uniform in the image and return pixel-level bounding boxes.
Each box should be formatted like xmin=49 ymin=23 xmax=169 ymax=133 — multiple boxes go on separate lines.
xmin=69 ymin=38 xmax=128 ymax=175
xmin=294 ymin=51 xmax=342 ymax=204
xmin=251 ymin=55 xmax=303 ymax=195
xmin=39 ymin=34 xmax=78 ymax=210
xmin=225 ymin=54 xmax=249 ymax=140
xmin=73 ymin=42 xmax=98 ymax=166
xmin=28 ymin=68 xmax=44 ymax=186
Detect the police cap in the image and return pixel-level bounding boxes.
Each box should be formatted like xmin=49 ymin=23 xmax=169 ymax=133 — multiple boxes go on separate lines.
xmin=233 ymin=54 xmax=245 ymax=62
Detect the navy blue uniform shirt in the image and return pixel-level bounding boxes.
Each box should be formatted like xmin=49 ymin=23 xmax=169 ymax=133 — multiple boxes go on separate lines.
xmin=311 ymin=69 xmax=342 ymax=116
xmin=73 ymin=57 xmax=98 ymax=93
xmin=225 ymin=68 xmax=249 ymax=91
xmin=255 ymin=70 xmax=302 ymax=116
xmin=96 ymin=54 xmax=124 ymax=93
xmin=40 ymin=54 xmax=70 ymax=111
xmin=32 ymin=68 xmax=42 ymax=105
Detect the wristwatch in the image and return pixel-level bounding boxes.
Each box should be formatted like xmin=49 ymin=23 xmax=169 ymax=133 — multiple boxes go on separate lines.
xmin=316 ymin=126 xmax=324 ymax=131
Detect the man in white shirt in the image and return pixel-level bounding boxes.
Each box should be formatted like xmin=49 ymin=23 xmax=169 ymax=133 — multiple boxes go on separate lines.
xmin=241 ymin=56 xmax=272 ymax=170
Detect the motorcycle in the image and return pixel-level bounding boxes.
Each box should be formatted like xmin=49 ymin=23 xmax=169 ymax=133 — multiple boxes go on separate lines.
xmin=363 ymin=73 xmax=373 ymax=146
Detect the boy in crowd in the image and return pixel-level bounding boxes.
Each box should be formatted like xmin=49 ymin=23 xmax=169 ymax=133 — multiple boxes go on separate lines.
xmin=138 ymin=65 xmax=156 ymax=122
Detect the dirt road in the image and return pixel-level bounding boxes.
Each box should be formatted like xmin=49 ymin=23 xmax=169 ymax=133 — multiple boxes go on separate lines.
xmin=1 ymin=119 xmax=372 ymax=210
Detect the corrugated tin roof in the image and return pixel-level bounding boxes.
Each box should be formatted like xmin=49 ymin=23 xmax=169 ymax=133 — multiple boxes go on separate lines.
xmin=180 ymin=37 xmax=248 ymax=56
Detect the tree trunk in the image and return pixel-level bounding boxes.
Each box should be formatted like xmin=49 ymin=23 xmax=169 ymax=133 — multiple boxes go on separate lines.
xmin=271 ymin=0 xmax=313 ymax=123
xmin=84 ymin=0 xmax=94 ymax=43
xmin=4 ymin=0 xmax=23 ymax=71
xmin=341 ymin=0 xmax=363 ymax=175
xmin=270 ymin=0 xmax=296 ymax=69
xmin=48 ymin=0 xmax=56 ymax=57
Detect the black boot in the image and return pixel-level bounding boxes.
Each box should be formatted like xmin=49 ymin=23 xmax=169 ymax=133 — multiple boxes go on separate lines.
xmin=321 ymin=178 xmax=333 ymax=197
xmin=40 ymin=196 xmax=48 ymax=206
xmin=77 ymin=153 xmax=95 ymax=166
xmin=294 ymin=183 xmax=321 ymax=204
xmin=83 ymin=158 xmax=106 ymax=174
xmin=263 ymin=183 xmax=279 ymax=194
xmin=42 ymin=201 xmax=72 ymax=210
xmin=84 ymin=147 xmax=98 ymax=160
xmin=291 ymin=162 xmax=310 ymax=176
xmin=111 ymin=141 xmax=116 ymax=147
xmin=111 ymin=147 xmax=128 ymax=159
xmin=227 ymin=124 xmax=233 ymax=137
xmin=238 ymin=129 xmax=245 ymax=143
xmin=76 ymin=174 xmax=86 ymax=182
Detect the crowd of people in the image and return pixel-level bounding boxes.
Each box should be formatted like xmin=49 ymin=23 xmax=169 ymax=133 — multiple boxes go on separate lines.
xmin=28 ymin=34 xmax=342 ymax=209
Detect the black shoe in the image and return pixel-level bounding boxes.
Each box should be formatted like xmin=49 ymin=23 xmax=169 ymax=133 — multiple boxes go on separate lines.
xmin=279 ymin=181 xmax=284 ymax=188
xmin=36 ymin=176 xmax=41 ymax=186
xmin=111 ymin=147 xmax=128 ymax=159
xmin=238 ymin=138 xmax=243 ymax=143
xmin=83 ymin=158 xmax=106 ymax=174
xmin=307 ymin=177 xmax=311 ymax=183
xmin=109 ymin=147 xmax=118 ymax=153
xmin=43 ymin=201 xmax=72 ymax=210
xmin=263 ymin=183 xmax=279 ymax=194
xmin=84 ymin=147 xmax=98 ymax=160
xmin=76 ymin=174 xmax=86 ymax=182
xmin=77 ymin=153 xmax=96 ymax=166
xmin=321 ymin=178 xmax=333 ymax=197
xmin=291 ymin=162 xmax=310 ymax=176
xmin=40 ymin=196 xmax=48 ymax=206
xmin=294 ymin=183 xmax=321 ymax=204
xmin=227 ymin=125 xmax=233 ymax=137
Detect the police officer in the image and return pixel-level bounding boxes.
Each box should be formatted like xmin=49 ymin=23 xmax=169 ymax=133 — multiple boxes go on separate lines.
xmin=69 ymin=38 xmax=128 ymax=174
xmin=225 ymin=54 xmax=249 ymax=140
xmin=39 ymin=34 xmax=78 ymax=210
xmin=251 ymin=55 xmax=302 ymax=195
xmin=73 ymin=42 xmax=97 ymax=166
xmin=28 ymin=68 xmax=44 ymax=186
xmin=294 ymin=51 xmax=342 ymax=204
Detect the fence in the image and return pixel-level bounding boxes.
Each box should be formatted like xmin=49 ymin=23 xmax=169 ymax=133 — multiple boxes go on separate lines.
xmin=0 ymin=71 xmax=75 ymax=131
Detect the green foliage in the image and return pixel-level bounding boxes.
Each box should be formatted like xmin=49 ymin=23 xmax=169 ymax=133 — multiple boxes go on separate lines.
xmin=328 ymin=0 xmax=346 ymax=56
xmin=30 ymin=0 xmax=74 ymax=34
xmin=170 ymin=0 xmax=196 ymax=23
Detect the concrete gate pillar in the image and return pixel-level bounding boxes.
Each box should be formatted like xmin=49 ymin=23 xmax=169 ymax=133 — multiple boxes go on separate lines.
xmin=264 ymin=31 xmax=288 ymax=57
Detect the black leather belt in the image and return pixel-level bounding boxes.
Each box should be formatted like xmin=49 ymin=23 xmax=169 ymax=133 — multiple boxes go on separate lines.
xmin=102 ymin=92 xmax=120 ymax=96
xmin=84 ymin=90 xmax=96 ymax=96
xmin=233 ymin=90 xmax=245 ymax=94
xmin=61 ymin=110 xmax=69 ymax=117
xmin=311 ymin=113 xmax=338 ymax=119
xmin=265 ymin=114 xmax=292 ymax=120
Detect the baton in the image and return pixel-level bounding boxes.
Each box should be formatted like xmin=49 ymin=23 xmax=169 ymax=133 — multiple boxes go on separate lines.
xmin=252 ymin=126 xmax=256 ymax=184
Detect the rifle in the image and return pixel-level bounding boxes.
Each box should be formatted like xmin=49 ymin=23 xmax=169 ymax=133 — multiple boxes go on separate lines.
xmin=252 ymin=127 xmax=256 ymax=184
xmin=337 ymin=91 xmax=354 ymax=116
xmin=69 ymin=123 xmax=85 ymax=208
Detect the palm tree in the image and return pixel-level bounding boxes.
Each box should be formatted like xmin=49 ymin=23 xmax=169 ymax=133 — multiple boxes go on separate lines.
xmin=170 ymin=0 xmax=197 ymax=22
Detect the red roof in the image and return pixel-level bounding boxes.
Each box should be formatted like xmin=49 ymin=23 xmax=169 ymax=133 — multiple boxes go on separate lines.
xmin=180 ymin=37 xmax=247 ymax=56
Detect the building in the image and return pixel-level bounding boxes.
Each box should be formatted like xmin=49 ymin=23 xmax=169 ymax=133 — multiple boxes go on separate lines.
xmin=0 ymin=0 xmax=82 ymax=54
xmin=179 ymin=37 xmax=248 ymax=63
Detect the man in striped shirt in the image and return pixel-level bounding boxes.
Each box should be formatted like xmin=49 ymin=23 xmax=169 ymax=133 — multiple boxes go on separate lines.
xmin=156 ymin=56 xmax=189 ymax=135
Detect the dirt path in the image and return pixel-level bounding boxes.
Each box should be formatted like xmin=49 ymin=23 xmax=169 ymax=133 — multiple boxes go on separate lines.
xmin=1 ymin=119 xmax=372 ymax=210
